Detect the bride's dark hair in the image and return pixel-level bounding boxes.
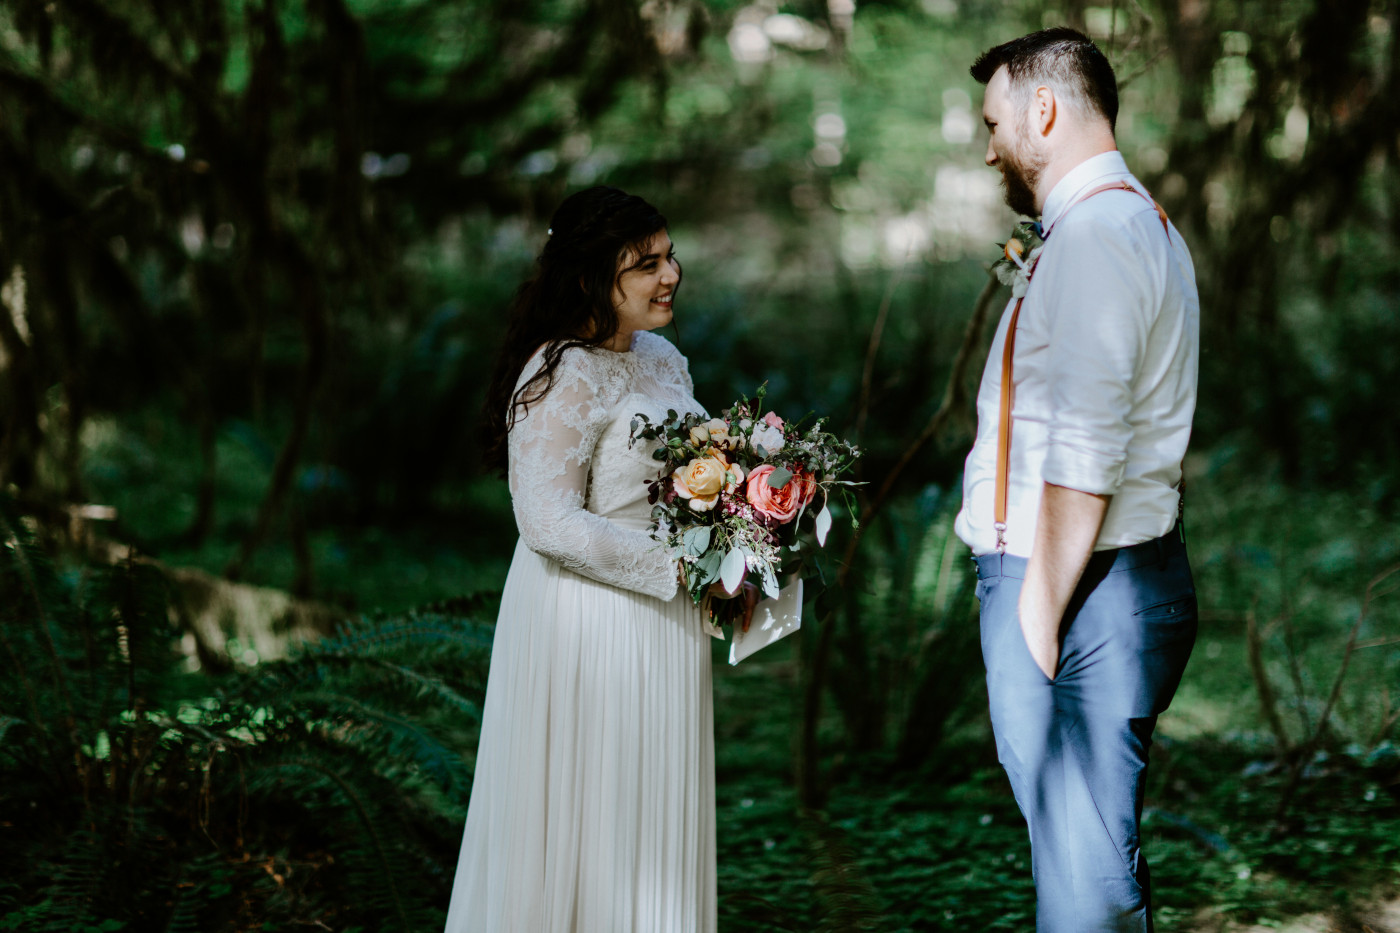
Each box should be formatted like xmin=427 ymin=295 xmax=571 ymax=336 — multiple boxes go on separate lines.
xmin=481 ymin=186 xmax=675 ymax=474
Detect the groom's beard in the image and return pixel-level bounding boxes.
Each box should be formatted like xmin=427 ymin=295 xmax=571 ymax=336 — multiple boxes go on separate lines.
xmin=998 ymin=138 xmax=1047 ymax=219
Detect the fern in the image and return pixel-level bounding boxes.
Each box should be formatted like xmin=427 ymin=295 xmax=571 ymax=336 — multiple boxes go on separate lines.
xmin=348 ymin=657 xmax=485 ymax=718
xmin=248 ymin=744 xmax=420 ymax=933
xmin=161 ymin=885 xmax=204 ymax=933
xmin=0 ymin=498 xmax=75 ymax=675
xmin=1 ymin=492 xmax=491 ymax=930
xmin=0 ymin=715 xmax=22 ymax=748
xmin=31 ymin=830 xmax=107 ymax=932
xmin=309 ymin=614 xmax=495 ymax=656
xmin=284 ymin=689 xmax=474 ymax=792
xmin=0 ymin=499 xmax=78 ymax=759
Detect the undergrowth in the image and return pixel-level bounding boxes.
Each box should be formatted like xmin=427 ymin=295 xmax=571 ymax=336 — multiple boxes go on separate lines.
xmin=0 ymin=496 xmax=492 ymax=931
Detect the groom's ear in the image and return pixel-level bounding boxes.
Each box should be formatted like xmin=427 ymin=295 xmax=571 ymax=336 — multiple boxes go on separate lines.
xmin=1031 ymin=85 xmax=1056 ymax=136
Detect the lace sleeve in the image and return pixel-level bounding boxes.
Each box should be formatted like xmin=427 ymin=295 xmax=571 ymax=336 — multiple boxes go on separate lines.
xmin=507 ymin=351 xmax=680 ymax=601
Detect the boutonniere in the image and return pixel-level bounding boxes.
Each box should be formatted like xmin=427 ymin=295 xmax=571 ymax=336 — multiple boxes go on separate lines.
xmin=992 ymin=221 xmax=1045 ymax=298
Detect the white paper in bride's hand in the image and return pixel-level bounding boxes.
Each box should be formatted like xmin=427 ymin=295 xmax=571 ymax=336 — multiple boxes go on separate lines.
xmin=728 ymin=579 xmax=803 ymax=666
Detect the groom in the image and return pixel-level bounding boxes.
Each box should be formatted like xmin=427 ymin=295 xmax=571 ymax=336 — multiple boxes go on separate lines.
xmin=954 ymin=29 xmax=1200 ymax=932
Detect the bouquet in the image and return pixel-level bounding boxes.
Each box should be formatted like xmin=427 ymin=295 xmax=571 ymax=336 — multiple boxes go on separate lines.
xmin=629 ymin=385 xmax=860 ymax=626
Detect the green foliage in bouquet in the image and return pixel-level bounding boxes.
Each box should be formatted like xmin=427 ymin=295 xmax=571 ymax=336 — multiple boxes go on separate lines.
xmin=630 ymin=385 xmax=861 ymax=611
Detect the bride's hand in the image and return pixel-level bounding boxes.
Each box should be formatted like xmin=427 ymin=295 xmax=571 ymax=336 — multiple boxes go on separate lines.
xmin=707 ymin=580 xmax=760 ymax=633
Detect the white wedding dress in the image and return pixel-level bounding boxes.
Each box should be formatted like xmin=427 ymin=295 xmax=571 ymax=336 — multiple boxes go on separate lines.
xmin=445 ymin=330 xmax=716 ymax=933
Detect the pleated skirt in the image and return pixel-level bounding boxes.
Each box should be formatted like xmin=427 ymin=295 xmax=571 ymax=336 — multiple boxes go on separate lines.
xmin=444 ymin=541 xmax=716 ymax=933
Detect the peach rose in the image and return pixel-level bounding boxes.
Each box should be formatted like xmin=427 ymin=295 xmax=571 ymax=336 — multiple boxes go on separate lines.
xmin=709 ymin=449 xmax=746 ymax=492
xmin=673 ymin=451 xmax=743 ymax=511
xmin=701 ymin=417 xmax=741 ymax=448
xmin=745 ymin=465 xmax=816 ymax=523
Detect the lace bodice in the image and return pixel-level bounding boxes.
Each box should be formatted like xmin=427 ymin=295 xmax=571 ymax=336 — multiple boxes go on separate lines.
xmin=507 ymin=331 xmax=703 ymax=601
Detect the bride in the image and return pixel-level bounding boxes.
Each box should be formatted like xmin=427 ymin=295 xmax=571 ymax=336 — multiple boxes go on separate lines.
xmin=445 ymin=186 xmax=749 ymax=932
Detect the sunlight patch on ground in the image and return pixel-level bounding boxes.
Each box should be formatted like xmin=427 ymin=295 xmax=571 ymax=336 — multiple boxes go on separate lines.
xmin=1205 ymin=895 xmax=1400 ymax=933
xmin=1229 ymin=913 xmax=1330 ymax=932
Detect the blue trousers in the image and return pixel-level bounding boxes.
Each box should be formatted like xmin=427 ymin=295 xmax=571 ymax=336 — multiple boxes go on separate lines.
xmin=975 ymin=529 xmax=1196 ymax=933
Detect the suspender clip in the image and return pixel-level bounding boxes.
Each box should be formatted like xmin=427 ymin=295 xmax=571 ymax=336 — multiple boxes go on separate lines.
xmin=994 ymin=521 xmax=1007 ymax=554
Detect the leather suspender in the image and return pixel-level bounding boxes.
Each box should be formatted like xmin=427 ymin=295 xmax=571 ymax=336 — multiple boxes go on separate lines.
xmin=993 ymin=180 xmax=1171 ymax=553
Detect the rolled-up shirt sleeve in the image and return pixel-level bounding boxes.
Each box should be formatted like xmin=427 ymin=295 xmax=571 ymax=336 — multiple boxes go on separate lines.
xmin=1038 ymin=214 xmax=1156 ymax=495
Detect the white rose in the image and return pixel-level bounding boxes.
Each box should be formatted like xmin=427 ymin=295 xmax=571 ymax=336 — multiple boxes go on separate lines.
xmin=750 ymin=422 xmax=784 ymax=453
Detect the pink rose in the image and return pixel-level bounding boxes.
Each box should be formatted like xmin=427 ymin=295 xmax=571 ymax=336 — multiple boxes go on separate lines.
xmin=745 ymin=465 xmax=816 ymax=524
xmin=762 ymin=411 xmax=784 ymax=429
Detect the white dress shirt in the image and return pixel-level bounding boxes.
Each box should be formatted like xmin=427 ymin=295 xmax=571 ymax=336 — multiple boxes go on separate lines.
xmin=954 ymin=150 xmax=1200 ymax=557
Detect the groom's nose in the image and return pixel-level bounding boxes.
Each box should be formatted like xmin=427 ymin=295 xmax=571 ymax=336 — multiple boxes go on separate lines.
xmin=985 ymin=137 xmax=998 ymax=167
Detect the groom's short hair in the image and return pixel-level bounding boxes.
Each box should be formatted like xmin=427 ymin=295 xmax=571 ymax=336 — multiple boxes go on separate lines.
xmin=970 ymin=28 xmax=1119 ymax=132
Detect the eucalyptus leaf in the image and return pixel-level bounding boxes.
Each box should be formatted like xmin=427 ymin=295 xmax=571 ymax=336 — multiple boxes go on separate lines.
xmin=720 ymin=548 xmax=746 ymax=594
xmin=759 ymin=561 xmax=779 ymax=599
xmin=815 ymin=503 xmax=833 ymax=546
xmin=683 ymin=525 xmax=712 ymax=557
xmin=695 ymin=548 xmax=722 ymax=589
xmin=766 ymin=466 xmax=793 ymax=488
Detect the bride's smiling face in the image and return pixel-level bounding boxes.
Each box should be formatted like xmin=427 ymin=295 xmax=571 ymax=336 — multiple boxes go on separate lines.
xmin=606 ymin=230 xmax=679 ymax=350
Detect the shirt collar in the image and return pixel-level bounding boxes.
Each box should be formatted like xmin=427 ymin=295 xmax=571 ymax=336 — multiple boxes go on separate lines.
xmin=1039 ymin=150 xmax=1131 ymax=235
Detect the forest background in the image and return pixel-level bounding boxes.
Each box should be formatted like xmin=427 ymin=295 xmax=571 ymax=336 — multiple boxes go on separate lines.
xmin=1 ymin=0 xmax=1398 ymax=930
